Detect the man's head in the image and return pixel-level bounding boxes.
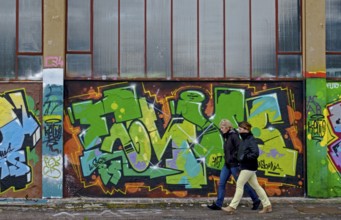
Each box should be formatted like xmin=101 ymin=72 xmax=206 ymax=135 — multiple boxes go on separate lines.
xmin=219 ymin=119 xmax=233 ymax=134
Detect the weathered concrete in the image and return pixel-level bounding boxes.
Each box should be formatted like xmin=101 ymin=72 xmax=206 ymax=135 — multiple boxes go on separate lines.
xmin=0 ymin=197 xmax=341 ymax=219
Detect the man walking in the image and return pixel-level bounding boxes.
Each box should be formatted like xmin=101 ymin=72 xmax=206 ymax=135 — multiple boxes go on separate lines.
xmin=207 ymin=119 xmax=261 ymax=210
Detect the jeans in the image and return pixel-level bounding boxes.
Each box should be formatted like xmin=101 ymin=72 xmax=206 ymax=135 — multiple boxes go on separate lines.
xmin=215 ymin=164 xmax=259 ymax=207
xmin=229 ymin=169 xmax=271 ymax=209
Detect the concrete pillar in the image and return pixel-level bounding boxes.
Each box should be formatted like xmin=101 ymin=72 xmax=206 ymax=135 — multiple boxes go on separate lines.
xmin=42 ymin=0 xmax=65 ymax=198
xmin=303 ymin=0 xmax=326 ymax=74
xmin=303 ymin=0 xmax=329 ymax=197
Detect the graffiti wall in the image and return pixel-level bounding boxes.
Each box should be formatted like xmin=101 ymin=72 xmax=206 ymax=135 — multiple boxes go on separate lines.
xmin=326 ymin=82 xmax=341 ymax=177
xmin=42 ymin=69 xmax=64 ymax=198
xmin=307 ymin=80 xmax=341 ymax=197
xmin=64 ymin=81 xmax=304 ymax=198
xmin=0 ymin=83 xmax=42 ymax=198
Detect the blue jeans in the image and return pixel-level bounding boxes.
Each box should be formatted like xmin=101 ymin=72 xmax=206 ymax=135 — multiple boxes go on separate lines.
xmin=215 ymin=164 xmax=260 ymax=207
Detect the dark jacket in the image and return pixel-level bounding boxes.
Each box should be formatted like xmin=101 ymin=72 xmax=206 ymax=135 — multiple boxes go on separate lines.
xmin=237 ymin=132 xmax=259 ymax=171
xmin=223 ymin=129 xmax=241 ymax=168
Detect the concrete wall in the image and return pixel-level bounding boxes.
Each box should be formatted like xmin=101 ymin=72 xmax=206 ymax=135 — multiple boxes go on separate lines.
xmin=303 ymin=0 xmax=341 ymax=198
xmin=306 ymin=80 xmax=341 ymax=198
xmin=0 ymin=0 xmax=341 ymax=199
xmin=63 ymin=81 xmax=304 ymax=197
xmin=41 ymin=0 xmax=65 ymax=198
xmin=0 ymin=83 xmax=42 ymax=198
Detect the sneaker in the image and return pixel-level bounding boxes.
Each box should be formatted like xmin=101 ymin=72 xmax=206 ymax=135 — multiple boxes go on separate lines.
xmin=222 ymin=206 xmax=236 ymax=214
xmin=252 ymin=200 xmax=261 ymax=210
xmin=207 ymin=202 xmax=222 ymax=210
xmin=259 ymin=205 xmax=272 ymax=213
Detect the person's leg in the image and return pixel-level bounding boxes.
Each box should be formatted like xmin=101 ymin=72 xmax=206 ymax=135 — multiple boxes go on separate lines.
xmin=231 ymin=167 xmax=260 ymax=206
xmin=227 ymin=169 xmax=254 ymax=209
xmin=244 ymin=182 xmax=260 ymax=203
xmin=247 ymin=172 xmax=271 ymax=211
xmin=215 ymin=164 xmax=231 ymax=207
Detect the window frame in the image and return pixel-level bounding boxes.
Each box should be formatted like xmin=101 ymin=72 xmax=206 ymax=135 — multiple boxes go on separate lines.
xmin=0 ymin=0 xmax=43 ymax=81
xmin=65 ymin=0 xmax=303 ymax=81
xmin=326 ymin=0 xmax=341 ymax=80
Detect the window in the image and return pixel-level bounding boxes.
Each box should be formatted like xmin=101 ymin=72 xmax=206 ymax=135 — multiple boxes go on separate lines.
xmin=326 ymin=0 xmax=341 ymax=78
xmin=147 ymin=0 xmax=171 ymax=78
xmin=66 ymin=0 xmax=302 ymax=80
xmin=252 ymin=0 xmax=301 ymax=78
xmin=0 ymin=0 xmax=43 ymax=80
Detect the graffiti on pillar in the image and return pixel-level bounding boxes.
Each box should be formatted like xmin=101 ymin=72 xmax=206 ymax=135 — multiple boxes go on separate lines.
xmin=43 ymin=85 xmax=63 ymax=154
xmin=326 ymin=101 xmax=341 ymax=172
xmin=44 ymin=56 xmax=64 ymax=68
xmin=42 ymin=68 xmax=64 ymax=198
xmin=0 ymin=89 xmax=40 ymax=193
xmin=307 ymin=95 xmax=326 ymax=141
xmin=307 ymin=80 xmax=341 ymax=198
xmin=42 ymin=84 xmax=63 ymax=183
xmin=64 ymin=81 xmax=303 ymax=197
xmin=326 ymin=82 xmax=341 ymax=174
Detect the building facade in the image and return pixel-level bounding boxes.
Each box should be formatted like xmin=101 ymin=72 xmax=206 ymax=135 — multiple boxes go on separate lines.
xmin=0 ymin=0 xmax=340 ymax=199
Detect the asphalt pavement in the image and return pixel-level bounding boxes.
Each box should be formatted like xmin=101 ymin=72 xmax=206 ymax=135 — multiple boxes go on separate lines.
xmin=0 ymin=197 xmax=341 ymax=219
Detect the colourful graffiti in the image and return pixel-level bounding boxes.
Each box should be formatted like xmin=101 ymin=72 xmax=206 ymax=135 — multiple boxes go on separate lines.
xmin=326 ymin=82 xmax=341 ymax=175
xmin=43 ymin=85 xmax=63 ymax=154
xmin=64 ymin=82 xmax=303 ymax=197
xmin=0 ymin=89 xmax=40 ymax=193
xmin=326 ymin=101 xmax=341 ymax=171
xmin=44 ymin=56 xmax=64 ymax=68
xmin=307 ymin=95 xmax=326 ymax=141
xmin=307 ymin=79 xmax=341 ymax=198
xmin=42 ymin=69 xmax=64 ymax=198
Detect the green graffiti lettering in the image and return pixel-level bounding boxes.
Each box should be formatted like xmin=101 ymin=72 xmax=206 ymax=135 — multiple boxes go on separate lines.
xmin=99 ymin=160 xmax=122 ymax=185
xmin=247 ymin=93 xmax=298 ymax=177
xmin=166 ymin=141 xmax=207 ymax=188
xmin=194 ymin=87 xmax=245 ymax=170
xmin=176 ymin=90 xmax=208 ymax=128
xmin=101 ymin=123 xmax=130 ymax=152
xmin=154 ymin=118 xmax=196 ymax=160
xmin=102 ymin=86 xmax=141 ymax=122
xmin=67 ymin=83 xmax=302 ymax=192
xmin=69 ymin=100 xmax=108 ymax=150
xmin=211 ymin=87 xmax=245 ymax=126
xmin=127 ymin=120 xmax=152 ymax=172
xmin=101 ymin=121 xmax=151 ymax=172
xmin=193 ymin=125 xmax=224 ymax=169
xmin=307 ymin=115 xmax=326 ymax=140
xmin=68 ymin=86 xmax=141 ymax=150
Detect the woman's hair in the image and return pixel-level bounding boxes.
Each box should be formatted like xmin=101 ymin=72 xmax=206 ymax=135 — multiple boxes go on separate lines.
xmin=238 ymin=121 xmax=252 ymax=131
xmin=220 ymin=119 xmax=233 ymax=128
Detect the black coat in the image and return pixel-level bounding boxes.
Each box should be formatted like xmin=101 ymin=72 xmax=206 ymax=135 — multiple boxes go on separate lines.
xmin=222 ymin=129 xmax=241 ymax=168
xmin=237 ymin=133 xmax=259 ymax=171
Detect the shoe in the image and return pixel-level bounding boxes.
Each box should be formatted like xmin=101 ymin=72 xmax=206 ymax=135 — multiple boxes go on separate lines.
xmin=259 ymin=205 xmax=272 ymax=214
xmin=252 ymin=200 xmax=261 ymax=210
xmin=222 ymin=206 xmax=236 ymax=214
xmin=207 ymin=202 xmax=221 ymax=210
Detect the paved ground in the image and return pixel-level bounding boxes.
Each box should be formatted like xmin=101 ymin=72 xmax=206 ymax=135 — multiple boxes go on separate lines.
xmin=0 ymin=197 xmax=341 ymax=219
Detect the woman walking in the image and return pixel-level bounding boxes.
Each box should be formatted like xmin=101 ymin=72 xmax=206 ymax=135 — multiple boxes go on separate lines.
xmin=207 ymin=119 xmax=260 ymax=210
xmin=222 ymin=121 xmax=272 ymax=214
